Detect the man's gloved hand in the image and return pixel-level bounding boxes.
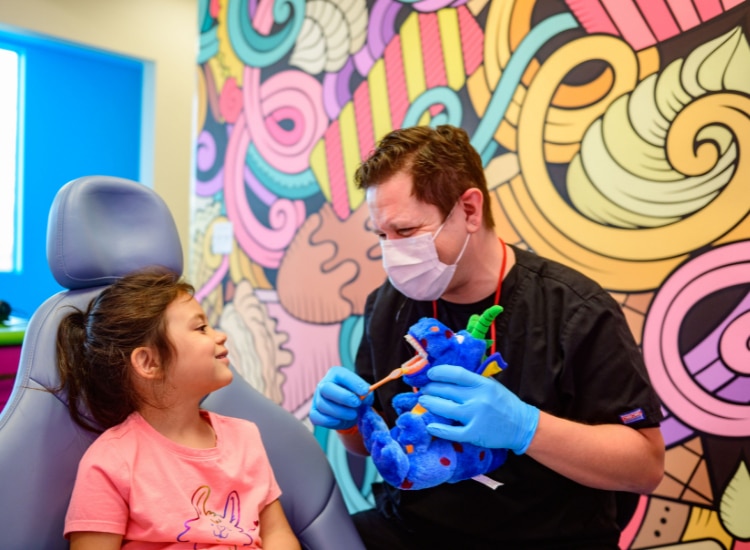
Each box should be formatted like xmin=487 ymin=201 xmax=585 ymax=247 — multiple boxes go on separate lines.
xmin=309 ymin=366 xmax=374 ymax=431
xmin=418 ymin=365 xmax=540 ymax=454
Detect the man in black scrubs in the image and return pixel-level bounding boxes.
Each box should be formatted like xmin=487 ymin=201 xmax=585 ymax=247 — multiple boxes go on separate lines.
xmin=311 ymin=125 xmax=665 ymax=549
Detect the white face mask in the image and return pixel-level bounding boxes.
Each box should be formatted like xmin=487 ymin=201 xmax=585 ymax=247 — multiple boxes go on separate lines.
xmin=380 ymin=206 xmax=470 ymax=301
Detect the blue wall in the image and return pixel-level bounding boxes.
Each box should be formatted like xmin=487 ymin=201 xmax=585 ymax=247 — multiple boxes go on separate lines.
xmin=0 ymin=27 xmax=144 ymax=318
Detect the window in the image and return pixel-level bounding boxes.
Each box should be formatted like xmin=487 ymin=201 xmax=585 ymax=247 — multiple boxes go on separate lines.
xmin=0 ymin=47 xmax=20 ymax=273
xmin=0 ymin=27 xmax=147 ymax=317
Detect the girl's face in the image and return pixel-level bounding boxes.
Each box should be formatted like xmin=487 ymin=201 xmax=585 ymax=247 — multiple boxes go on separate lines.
xmin=162 ymin=293 xmax=233 ymax=401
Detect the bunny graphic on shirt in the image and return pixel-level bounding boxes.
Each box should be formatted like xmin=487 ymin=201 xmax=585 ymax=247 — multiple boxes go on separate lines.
xmin=177 ymin=485 xmax=257 ymax=548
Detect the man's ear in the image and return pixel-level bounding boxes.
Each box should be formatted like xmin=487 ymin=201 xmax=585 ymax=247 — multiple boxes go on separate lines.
xmin=131 ymin=347 xmax=162 ymax=380
xmin=460 ymin=188 xmax=483 ymax=232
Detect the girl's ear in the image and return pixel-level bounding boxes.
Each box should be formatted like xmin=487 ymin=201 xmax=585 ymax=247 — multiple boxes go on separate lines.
xmin=460 ymin=188 xmax=483 ymax=232
xmin=131 ymin=346 xmax=162 ymax=380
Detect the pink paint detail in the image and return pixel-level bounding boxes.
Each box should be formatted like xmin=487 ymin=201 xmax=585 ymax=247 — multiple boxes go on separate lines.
xmin=683 ymin=292 xmax=750 ymax=373
xmin=418 ymin=11 xmax=449 ymax=118
xmin=324 ymin=120 xmax=350 ymax=221
xmin=224 ymin=117 xmax=302 ymax=268
xmin=564 ymin=0 xmax=620 ymax=35
xmin=243 ymin=67 xmax=328 ymax=174
xmin=262 ymin=297 xmax=342 ymax=415
xmin=195 ymin=255 xmax=230 ymax=303
xmin=602 ymin=0 xmax=656 ymax=49
xmin=266 ymin=107 xmax=304 ymax=146
xmin=667 ymin=0 xmax=702 ymax=31
xmin=567 ymin=0 xmax=740 ymax=47
xmin=618 ymin=494 xmax=648 ymax=549
xmin=219 ymin=77 xmax=243 ymax=124
xmin=642 ymin=242 xmax=750 ymax=437
xmin=695 ymin=0 xmax=724 ymax=21
xmin=457 ymin=5 xmax=485 ymax=75
xmin=353 ymin=84 xmax=375 ymax=163
xmin=419 ymin=12 xmax=447 ymax=90
xmin=719 ymin=311 xmax=750 ymax=374
xmin=634 ymin=0 xmax=681 ymax=42
xmin=722 ymin=0 xmax=747 ymax=9
xmin=384 ymin=37 xmax=408 ymax=130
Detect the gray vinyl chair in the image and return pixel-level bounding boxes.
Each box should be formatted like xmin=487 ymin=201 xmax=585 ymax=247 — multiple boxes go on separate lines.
xmin=0 ymin=175 xmax=364 ymax=550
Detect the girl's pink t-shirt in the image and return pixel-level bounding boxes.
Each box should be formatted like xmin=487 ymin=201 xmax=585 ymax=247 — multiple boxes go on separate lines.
xmin=65 ymin=411 xmax=282 ymax=549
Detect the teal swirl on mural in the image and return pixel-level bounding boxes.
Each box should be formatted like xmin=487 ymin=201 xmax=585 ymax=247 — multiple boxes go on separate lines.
xmin=338 ymin=315 xmax=364 ymax=368
xmin=402 ymin=86 xmax=464 ymax=129
xmin=246 ymin=144 xmax=321 ymax=199
xmin=198 ymin=0 xmax=218 ymax=63
xmin=471 ymin=12 xmax=579 ymax=163
xmin=228 ymin=0 xmax=305 ymax=68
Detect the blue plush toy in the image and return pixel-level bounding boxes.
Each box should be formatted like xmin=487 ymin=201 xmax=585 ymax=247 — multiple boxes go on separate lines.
xmin=358 ymin=305 xmax=508 ymax=490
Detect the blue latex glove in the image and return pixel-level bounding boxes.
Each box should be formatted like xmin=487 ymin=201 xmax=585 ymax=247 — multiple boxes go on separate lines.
xmin=309 ymin=366 xmax=374 ymax=431
xmin=418 ymin=364 xmax=540 ymax=455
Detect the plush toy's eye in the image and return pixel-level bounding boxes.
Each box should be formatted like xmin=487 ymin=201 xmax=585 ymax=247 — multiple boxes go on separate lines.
xmin=444 ymin=330 xmax=453 ymax=339
xmin=429 ymin=326 xmax=439 ymax=332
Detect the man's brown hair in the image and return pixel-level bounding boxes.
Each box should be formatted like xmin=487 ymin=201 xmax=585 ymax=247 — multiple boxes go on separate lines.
xmin=354 ymin=125 xmax=495 ymax=228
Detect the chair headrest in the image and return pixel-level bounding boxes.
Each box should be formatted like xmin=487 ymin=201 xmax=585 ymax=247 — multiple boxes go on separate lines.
xmin=46 ymin=176 xmax=183 ymax=290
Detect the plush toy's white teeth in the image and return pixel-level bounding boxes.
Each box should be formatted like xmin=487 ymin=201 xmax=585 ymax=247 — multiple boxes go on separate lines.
xmin=404 ymin=333 xmax=428 ymax=359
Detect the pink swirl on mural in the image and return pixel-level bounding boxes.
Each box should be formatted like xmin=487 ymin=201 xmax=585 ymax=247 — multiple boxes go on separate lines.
xmin=266 ymin=106 xmax=303 ymax=145
xmin=258 ymin=291 xmax=342 ymax=416
xmin=243 ymin=65 xmax=328 ymax=173
xmin=224 ymin=115 xmax=304 ymax=268
xmin=195 ymin=253 xmax=229 ymax=303
xmin=643 ymin=241 xmax=750 ymax=437
xmin=720 ymin=311 xmax=750 ymax=375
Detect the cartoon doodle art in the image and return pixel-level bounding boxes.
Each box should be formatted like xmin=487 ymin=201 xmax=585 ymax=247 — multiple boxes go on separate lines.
xmin=194 ymin=0 xmax=750 ymax=546
xmin=178 ymin=485 xmax=256 ymax=548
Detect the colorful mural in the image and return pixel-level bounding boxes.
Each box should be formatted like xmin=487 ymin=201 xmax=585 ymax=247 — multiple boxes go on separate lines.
xmin=192 ymin=0 xmax=750 ymax=547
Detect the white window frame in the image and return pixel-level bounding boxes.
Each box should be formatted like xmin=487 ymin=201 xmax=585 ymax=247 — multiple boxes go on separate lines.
xmin=0 ymin=46 xmax=21 ymax=273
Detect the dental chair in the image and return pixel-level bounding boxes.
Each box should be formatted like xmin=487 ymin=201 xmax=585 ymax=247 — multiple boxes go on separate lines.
xmin=0 ymin=175 xmax=364 ymax=550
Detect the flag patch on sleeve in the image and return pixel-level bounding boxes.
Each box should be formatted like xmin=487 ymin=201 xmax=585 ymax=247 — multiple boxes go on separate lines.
xmin=620 ymin=408 xmax=645 ymax=424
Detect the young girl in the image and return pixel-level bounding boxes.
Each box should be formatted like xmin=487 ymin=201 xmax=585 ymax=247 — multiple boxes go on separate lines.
xmin=56 ymin=268 xmax=301 ymax=550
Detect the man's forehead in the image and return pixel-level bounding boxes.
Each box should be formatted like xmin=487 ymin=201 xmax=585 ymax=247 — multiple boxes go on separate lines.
xmin=368 ymin=202 xmax=435 ymax=231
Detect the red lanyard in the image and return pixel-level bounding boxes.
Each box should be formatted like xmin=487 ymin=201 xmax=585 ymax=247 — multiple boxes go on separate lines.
xmin=432 ymin=238 xmax=506 ymax=355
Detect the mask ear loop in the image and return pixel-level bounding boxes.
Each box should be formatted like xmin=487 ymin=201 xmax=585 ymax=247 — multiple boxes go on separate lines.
xmin=433 ymin=201 xmax=470 ymax=266
xmin=432 ymin=201 xmax=460 ymax=241
xmin=433 ymin=238 xmax=507 ymax=355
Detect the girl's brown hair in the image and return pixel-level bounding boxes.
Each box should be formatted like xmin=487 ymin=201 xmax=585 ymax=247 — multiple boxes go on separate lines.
xmin=55 ymin=268 xmax=194 ymax=432
xmin=354 ymin=125 xmax=495 ymax=228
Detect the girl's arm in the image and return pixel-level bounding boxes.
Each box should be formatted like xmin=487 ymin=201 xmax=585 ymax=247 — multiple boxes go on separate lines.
xmin=258 ymin=499 xmax=301 ymax=550
xmin=69 ymin=531 xmax=123 ymax=550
